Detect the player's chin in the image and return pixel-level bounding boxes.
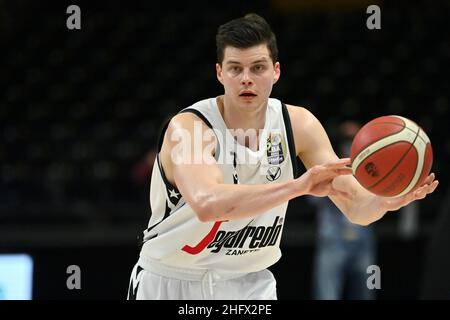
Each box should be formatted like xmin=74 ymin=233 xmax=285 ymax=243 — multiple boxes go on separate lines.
xmin=237 ymin=95 xmax=261 ymax=108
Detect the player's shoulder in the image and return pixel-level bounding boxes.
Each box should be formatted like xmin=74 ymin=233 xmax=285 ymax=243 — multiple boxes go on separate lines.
xmin=185 ymin=97 xmax=214 ymax=111
xmin=168 ymin=98 xmax=215 ymax=130
xmin=283 ymin=103 xmax=326 ymax=154
xmin=284 ymin=103 xmax=318 ymax=130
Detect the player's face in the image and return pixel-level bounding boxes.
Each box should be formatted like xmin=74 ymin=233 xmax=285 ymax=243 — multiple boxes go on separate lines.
xmin=216 ymin=44 xmax=280 ymax=110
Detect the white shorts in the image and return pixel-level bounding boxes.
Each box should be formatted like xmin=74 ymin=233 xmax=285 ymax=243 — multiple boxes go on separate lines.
xmin=127 ymin=258 xmax=277 ymax=300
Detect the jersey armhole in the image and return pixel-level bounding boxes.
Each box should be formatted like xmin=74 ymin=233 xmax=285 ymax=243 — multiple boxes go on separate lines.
xmin=281 ymin=102 xmax=301 ymax=179
xmin=179 ymin=108 xmax=220 ymax=161
xmin=154 ymin=108 xmax=220 ymax=190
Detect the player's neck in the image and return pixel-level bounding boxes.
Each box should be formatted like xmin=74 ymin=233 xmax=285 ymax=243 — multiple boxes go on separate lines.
xmin=218 ymin=95 xmax=267 ymax=132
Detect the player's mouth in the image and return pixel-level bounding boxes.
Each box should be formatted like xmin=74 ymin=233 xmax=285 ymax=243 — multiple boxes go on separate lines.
xmin=239 ymin=90 xmax=257 ymax=100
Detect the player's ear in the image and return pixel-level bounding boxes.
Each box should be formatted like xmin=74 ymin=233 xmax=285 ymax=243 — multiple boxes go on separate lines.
xmin=273 ymin=62 xmax=280 ymax=84
xmin=216 ymin=63 xmax=224 ymax=84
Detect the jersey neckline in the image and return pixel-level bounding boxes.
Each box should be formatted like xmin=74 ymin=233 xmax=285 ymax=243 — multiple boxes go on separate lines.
xmin=210 ymin=97 xmax=272 ymax=156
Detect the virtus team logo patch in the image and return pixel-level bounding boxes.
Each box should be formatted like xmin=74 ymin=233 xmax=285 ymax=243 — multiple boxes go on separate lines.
xmin=266 ymin=166 xmax=281 ymax=181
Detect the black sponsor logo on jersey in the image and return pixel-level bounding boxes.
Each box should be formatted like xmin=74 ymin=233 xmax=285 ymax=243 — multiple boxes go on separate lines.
xmin=206 ymin=216 xmax=283 ymax=254
xmin=266 ymin=132 xmax=286 ymax=165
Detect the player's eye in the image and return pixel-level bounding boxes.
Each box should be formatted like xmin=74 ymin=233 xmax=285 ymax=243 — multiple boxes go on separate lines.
xmin=252 ymin=64 xmax=266 ymax=72
xmin=230 ymin=66 xmax=241 ymax=73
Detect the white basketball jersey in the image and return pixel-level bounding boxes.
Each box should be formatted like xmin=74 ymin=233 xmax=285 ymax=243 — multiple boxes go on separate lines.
xmin=139 ymin=97 xmax=299 ymax=273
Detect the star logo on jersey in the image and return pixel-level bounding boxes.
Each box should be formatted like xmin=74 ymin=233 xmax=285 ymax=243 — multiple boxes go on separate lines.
xmin=266 ymin=166 xmax=281 ymax=181
xmin=169 ymin=188 xmax=180 ymax=199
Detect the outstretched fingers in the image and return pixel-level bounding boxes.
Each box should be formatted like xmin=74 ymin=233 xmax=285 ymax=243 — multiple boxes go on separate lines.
xmin=320 ymin=158 xmax=353 ymax=177
xmin=335 ymin=167 xmax=353 ymax=175
xmin=323 ymin=158 xmax=352 ymax=169
xmin=413 ymin=179 xmax=439 ymax=199
xmin=422 ymin=172 xmax=435 ymax=185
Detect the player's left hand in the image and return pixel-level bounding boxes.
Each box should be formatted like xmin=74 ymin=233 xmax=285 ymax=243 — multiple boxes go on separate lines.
xmin=379 ymin=173 xmax=439 ymax=211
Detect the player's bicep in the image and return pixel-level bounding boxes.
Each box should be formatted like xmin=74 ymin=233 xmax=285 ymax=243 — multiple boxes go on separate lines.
xmin=165 ymin=114 xmax=224 ymax=213
xmin=293 ymin=107 xmax=339 ymax=169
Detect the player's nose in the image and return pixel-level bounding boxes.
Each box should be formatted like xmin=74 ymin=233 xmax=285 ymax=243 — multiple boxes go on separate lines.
xmin=240 ymin=70 xmax=253 ymax=86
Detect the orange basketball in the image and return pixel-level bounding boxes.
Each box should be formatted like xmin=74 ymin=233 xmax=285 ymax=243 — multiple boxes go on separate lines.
xmin=350 ymin=115 xmax=433 ymax=197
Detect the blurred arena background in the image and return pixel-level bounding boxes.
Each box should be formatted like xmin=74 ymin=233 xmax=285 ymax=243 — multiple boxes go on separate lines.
xmin=0 ymin=0 xmax=449 ymax=299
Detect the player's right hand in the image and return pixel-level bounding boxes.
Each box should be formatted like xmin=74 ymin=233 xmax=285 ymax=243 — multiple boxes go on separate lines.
xmin=295 ymin=158 xmax=353 ymax=198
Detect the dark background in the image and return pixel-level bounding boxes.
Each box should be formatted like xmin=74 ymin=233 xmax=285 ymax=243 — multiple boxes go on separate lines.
xmin=0 ymin=0 xmax=449 ymax=299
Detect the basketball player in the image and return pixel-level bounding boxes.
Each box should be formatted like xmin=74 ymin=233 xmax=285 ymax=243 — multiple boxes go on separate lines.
xmin=127 ymin=14 xmax=438 ymax=300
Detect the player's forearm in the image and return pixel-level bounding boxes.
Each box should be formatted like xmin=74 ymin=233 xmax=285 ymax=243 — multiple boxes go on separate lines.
xmin=195 ymin=180 xmax=300 ymax=222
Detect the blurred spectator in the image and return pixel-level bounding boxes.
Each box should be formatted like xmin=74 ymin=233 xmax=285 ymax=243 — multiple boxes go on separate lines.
xmin=131 ymin=148 xmax=157 ymax=187
xmin=310 ymin=121 xmax=377 ymax=300
xmin=420 ymin=187 xmax=450 ymax=299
